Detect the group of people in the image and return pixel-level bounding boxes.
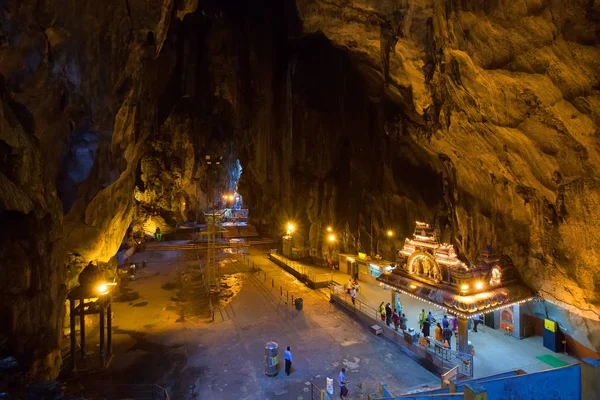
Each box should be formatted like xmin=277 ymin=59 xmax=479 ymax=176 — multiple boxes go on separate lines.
xmin=419 ymin=310 xmax=456 ymax=348
xmin=417 ymin=310 xmax=483 ymax=349
xmin=346 ymin=278 xmax=360 ymax=305
xmin=379 ymin=302 xmax=407 ymax=332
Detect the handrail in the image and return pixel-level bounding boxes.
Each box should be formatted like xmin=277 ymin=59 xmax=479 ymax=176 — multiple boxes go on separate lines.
xmin=330 ymin=290 xmax=473 ymax=377
xmin=240 ymin=255 xmax=300 ymax=306
xmin=269 ymin=253 xmax=331 ymax=283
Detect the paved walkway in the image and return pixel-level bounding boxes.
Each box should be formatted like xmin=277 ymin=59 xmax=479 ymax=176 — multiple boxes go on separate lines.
xmin=263 ymin=254 xmax=579 ymax=378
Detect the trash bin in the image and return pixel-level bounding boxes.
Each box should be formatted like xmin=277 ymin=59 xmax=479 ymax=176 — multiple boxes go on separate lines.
xmin=295 ymin=298 xmax=303 ymax=311
xmin=265 ymin=341 xmax=279 ymax=377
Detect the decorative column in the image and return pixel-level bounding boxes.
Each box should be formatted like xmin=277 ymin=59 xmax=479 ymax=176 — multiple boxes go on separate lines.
xmin=80 ymin=299 xmax=86 ymax=359
xmin=107 ymin=303 xmax=112 ymax=357
xmin=458 ymin=316 xmax=469 ymax=353
xmin=69 ymin=299 xmax=76 ymax=371
xmin=99 ymin=296 xmax=105 ymax=367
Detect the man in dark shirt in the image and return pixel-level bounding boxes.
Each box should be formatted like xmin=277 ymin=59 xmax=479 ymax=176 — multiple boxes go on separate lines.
xmin=385 ymin=303 xmax=393 ymax=326
xmin=443 ymin=327 xmax=453 ymax=349
xmin=422 ymin=319 xmax=431 ymax=337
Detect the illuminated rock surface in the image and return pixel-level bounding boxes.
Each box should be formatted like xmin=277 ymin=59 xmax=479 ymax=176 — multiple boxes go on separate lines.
xmin=0 ymin=0 xmax=598 ymax=378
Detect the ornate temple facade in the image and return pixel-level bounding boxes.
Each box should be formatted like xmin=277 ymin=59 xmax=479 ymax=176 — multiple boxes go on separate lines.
xmin=378 ymin=222 xmax=535 ymax=318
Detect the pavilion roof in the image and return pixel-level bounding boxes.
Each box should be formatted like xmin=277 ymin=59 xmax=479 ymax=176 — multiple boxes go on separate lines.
xmin=376 ymin=270 xmax=536 ymax=318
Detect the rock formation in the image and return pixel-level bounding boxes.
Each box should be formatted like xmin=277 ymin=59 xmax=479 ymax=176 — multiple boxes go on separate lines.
xmin=0 ymin=0 xmax=598 ymax=379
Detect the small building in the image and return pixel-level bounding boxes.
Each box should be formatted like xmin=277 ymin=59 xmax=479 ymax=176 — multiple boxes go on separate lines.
xmin=338 ymin=252 xmax=394 ymax=284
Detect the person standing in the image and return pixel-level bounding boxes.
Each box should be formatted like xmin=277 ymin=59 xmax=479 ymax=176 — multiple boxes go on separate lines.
xmin=419 ymin=309 xmax=426 ymax=329
xmin=385 ymin=303 xmax=393 ymax=326
xmin=392 ymin=309 xmax=400 ymax=331
xmin=473 ymin=314 xmax=481 ymax=332
xmin=452 ymin=316 xmax=458 ymax=335
xmin=379 ymin=302 xmax=386 ymax=322
xmin=284 ymin=346 xmax=292 ymax=375
xmin=442 ymin=314 xmax=449 ymax=329
xmin=427 ymin=311 xmax=435 ymax=324
xmin=339 ymin=368 xmax=348 ymax=398
xmin=422 ymin=318 xmax=431 ymax=337
xmin=350 ymin=287 xmax=356 ymax=305
xmin=400 ymin=313 xmax=408 ymax=331
xmin=435 ymin=323 xmax=443 ymax=342
xmin=443 ymin=326 xmax=453 ymax=349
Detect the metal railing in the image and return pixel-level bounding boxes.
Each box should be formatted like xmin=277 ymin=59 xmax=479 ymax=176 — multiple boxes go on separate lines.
xmin=330 ymin=288 xmax=473 ymax=378
xmin=195 ymin=251 xmax=215 ymax=322
xmin=269 ymin=253 xmax=331 ymax=283
xmin=311 ymin=382 xmax=332 ymax=400
xmin=240 ymin=255 xmax=301 ymax=306
xmin=330 ymin=287 xmax=379 ymax=321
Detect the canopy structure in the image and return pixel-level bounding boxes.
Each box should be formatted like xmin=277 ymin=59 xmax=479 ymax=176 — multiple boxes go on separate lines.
xmin=377 ymin=222 xmax=536 ymax=318
xmin=377 ymin=271 xmax=535 ymax=318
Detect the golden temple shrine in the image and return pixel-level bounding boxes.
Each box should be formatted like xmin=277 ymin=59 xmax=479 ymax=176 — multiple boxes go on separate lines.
xmin=377 ymin=222 xmax=536 ymax=318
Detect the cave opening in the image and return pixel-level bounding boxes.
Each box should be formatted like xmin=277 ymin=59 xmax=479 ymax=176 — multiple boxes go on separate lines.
xmin=1 ymin=0 xmax=600 ymax=392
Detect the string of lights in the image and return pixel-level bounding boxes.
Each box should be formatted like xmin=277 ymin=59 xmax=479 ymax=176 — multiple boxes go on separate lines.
xmin=379 ymin=282 xmax=535 ymax=319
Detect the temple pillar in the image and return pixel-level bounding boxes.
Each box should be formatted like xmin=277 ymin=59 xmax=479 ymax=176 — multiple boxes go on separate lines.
xmin=69 ymin=299 xmax=76 ymax=371
xmin=458 ymin=316 xmax=469 ymax=353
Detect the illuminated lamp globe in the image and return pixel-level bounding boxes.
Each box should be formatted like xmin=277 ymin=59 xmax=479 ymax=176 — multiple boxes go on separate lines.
xmin=328 ymin=234 xmax=335 ymax=242
xmin=97 ymin=283 xmax=108 ymax=294
xmin=287 ymin=223 xmax=295 ymax=233
xmin=475 ymin=282 xmax=484 ymax=290
xmin=387 ymin=230 xmax=393 ymax=237
xmin=327 ymin=226 xmax=332 ymax=232
xmin=460 ymin=284 xmax=469 ymax=291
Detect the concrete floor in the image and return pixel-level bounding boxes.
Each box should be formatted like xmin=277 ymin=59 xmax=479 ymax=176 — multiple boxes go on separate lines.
xmin=282 ymin=256 xmax=579 ymax=378
xmin=71 ymin=246 xmax=440 ymax=399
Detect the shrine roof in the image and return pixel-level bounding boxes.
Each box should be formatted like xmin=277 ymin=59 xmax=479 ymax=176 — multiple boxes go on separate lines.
xmin=376 ymin=269 xmax=536 ymax=318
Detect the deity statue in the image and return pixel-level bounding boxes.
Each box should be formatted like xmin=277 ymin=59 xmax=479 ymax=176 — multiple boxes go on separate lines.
xmin=431 ymin=263 xmax=442 ymax=282
xmin=422 ymin=257 xmax=431 ymax=277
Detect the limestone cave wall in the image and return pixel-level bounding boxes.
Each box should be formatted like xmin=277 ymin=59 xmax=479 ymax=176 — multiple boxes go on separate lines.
xmin=0 ymin=0 xmax=599 ymax=380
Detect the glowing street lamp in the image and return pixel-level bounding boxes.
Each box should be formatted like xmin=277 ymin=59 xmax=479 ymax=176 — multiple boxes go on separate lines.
xmin=475 ymin=281 xmax=484 ymax=290
xmin=96 ymin=282 xmax=116 ymax=295
xmin=286 ymin=222 xmax=295 ymax=235
xmin=327 ymin=226 xmax=332 ymax=232
xmin=387 ymin=230 xmax=394 ymax=237
xmin=97 ymin=283 xmax=108 ymax=295
xmin=328 ymin=234 xmax=336 ymax=242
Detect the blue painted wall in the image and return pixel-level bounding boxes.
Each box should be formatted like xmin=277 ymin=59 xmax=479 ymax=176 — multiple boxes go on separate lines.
xmin=378 ymin=365 xmax=580 ymax=400
xmin=481 ymin=365 xmax=580 ymax=400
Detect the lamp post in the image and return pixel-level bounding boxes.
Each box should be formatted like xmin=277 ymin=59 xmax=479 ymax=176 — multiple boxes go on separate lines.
xmin=327 ymin=232 xmax=336 ymax=282
xmin=205 ymin=154 xmax=222 ymax=288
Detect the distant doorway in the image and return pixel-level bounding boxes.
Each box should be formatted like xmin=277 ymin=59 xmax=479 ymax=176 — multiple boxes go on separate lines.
xmin=348 ymin=260 xmax=358 ymax=278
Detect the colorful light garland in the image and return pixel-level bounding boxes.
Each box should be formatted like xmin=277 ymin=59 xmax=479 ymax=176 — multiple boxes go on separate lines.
xmin=379 ymin=282 xmax=536 ymax=319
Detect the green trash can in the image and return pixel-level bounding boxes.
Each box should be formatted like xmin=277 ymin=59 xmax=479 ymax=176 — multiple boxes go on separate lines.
xmin=295 ymin=298 xmax=303 ymax=311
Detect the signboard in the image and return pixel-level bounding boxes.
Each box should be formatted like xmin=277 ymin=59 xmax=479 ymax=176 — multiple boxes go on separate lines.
xmin=369 ymin=264 xmax=382 ymax=278
xmin=544 ymin=319 xmax=557 ymax=333
xmin=358 ymin=252 xmax=367 ymax=260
